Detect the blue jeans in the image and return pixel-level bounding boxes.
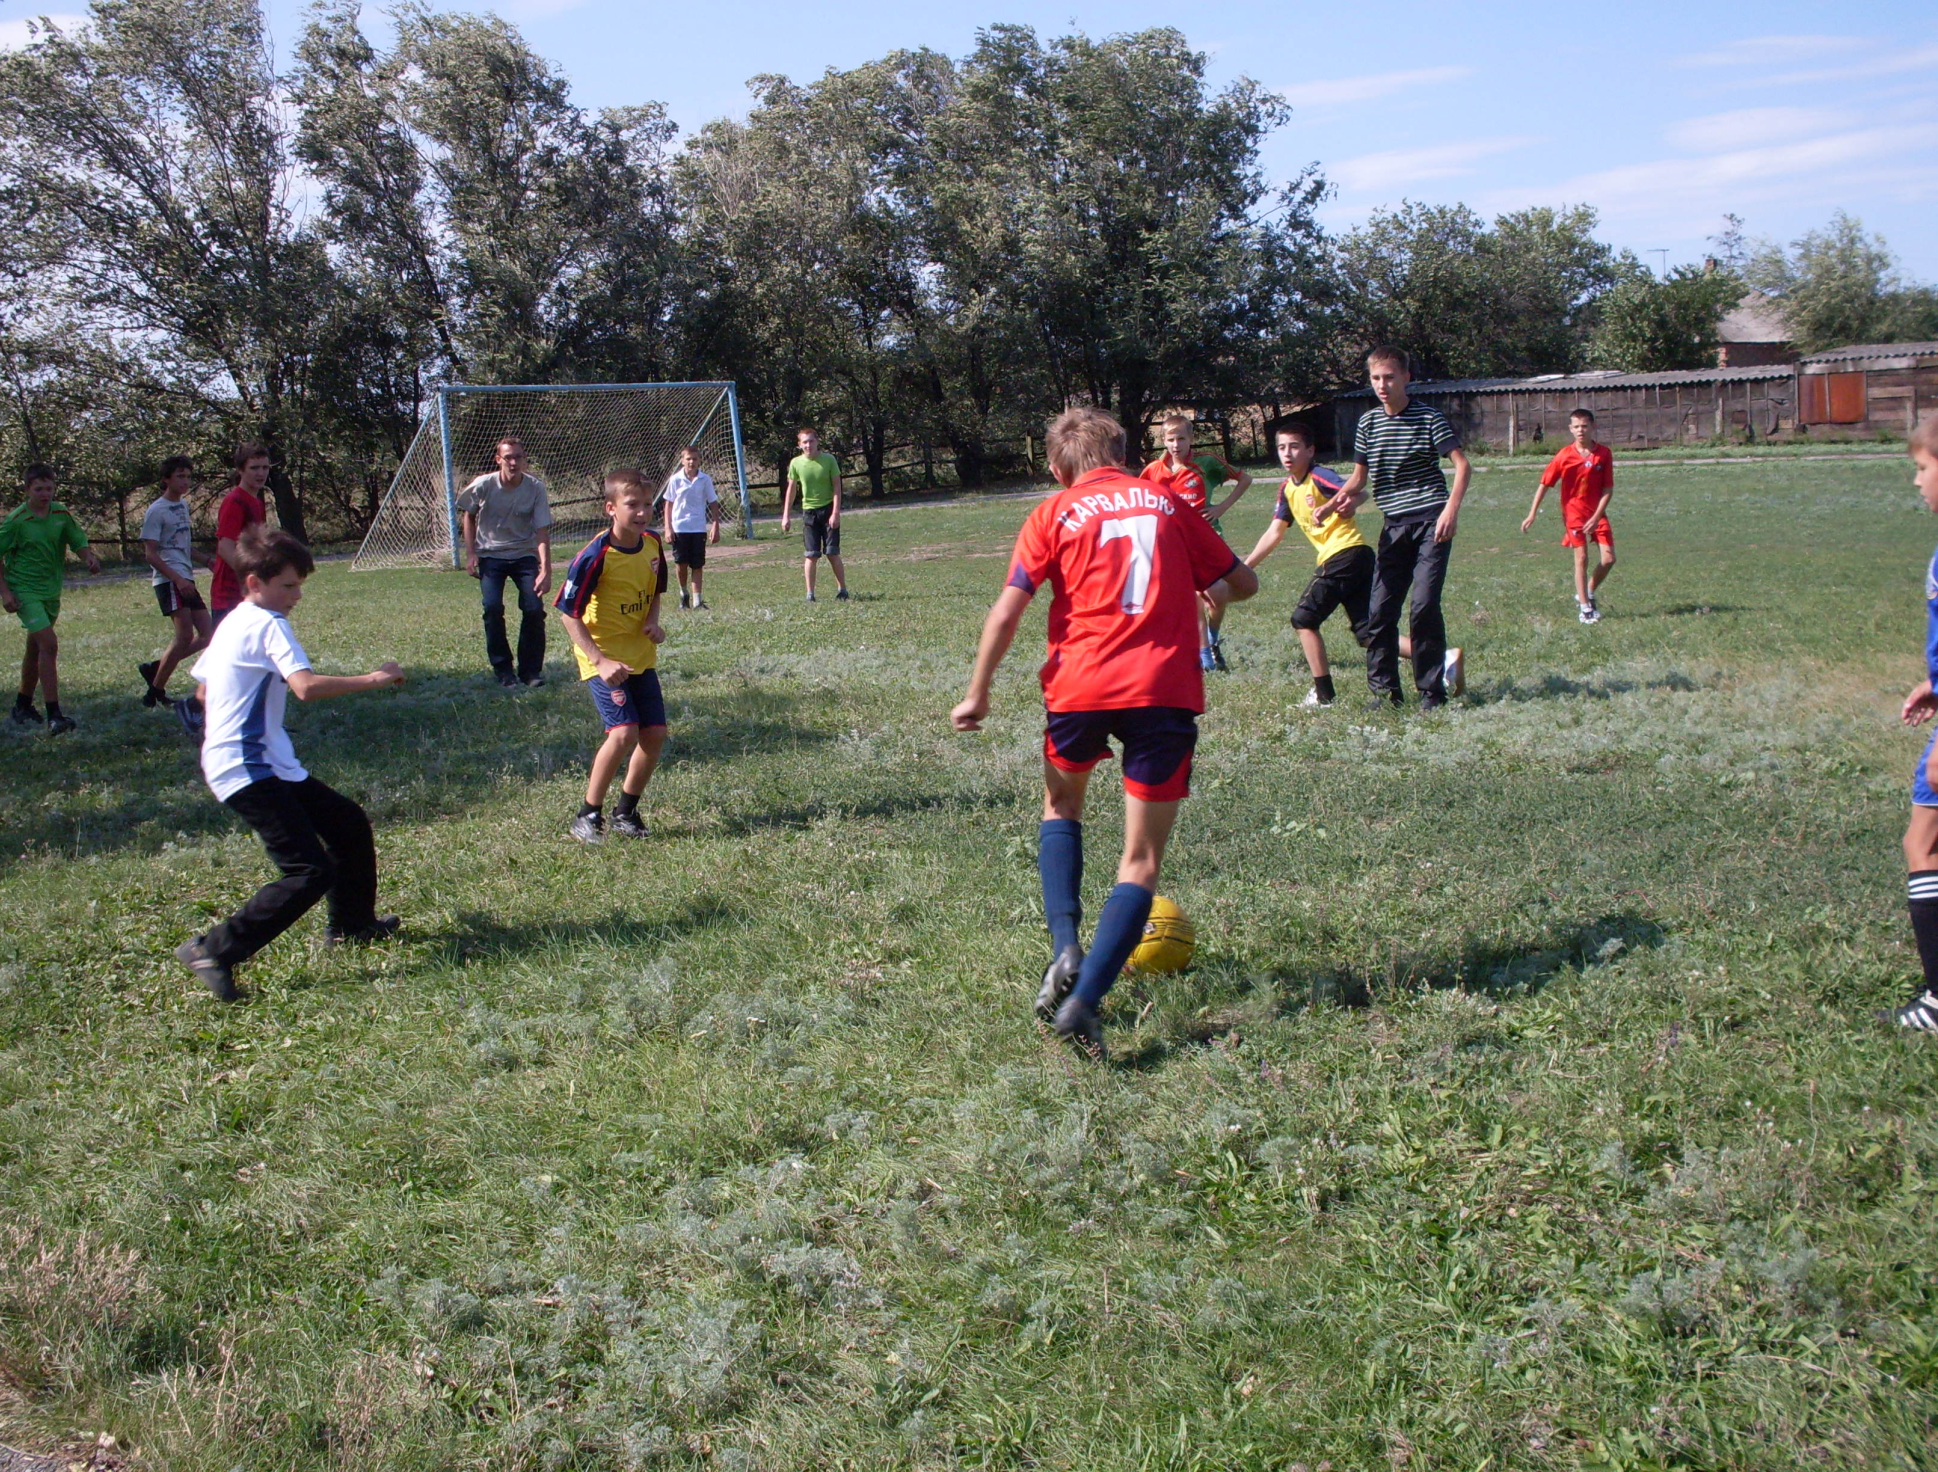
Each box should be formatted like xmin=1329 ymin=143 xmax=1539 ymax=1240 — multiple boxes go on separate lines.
xmin=478 ymin=554 xmax=546 ymax=681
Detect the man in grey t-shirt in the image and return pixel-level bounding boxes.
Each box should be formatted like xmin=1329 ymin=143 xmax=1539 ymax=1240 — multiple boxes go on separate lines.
xmin=456 ymin=435 xmax=553 ymax=688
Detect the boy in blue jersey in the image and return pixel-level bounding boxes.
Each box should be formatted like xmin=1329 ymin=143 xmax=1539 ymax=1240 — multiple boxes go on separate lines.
xmin=1890 ymin=416 xmax=1938 ymax=1028
xmin=173 ymin=527 xmax=406 ymax=1002
xmin=555 ymin=469 xmax=669 ymax=844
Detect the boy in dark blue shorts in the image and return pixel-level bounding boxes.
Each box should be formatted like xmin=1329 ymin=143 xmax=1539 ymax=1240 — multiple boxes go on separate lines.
xmin=953 ymin=408 xmax=1258 ymax=1056
xmin=555 ymin=469 xmax=669 ymax=844
xmin=1890 ymin=415 xmax=1938 ymax=1028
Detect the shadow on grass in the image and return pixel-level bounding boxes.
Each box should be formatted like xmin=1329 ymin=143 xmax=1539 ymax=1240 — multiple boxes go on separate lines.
xmin=424 ymin=897 xmax=746 ymax=967
xmin=1468 ymin=671 xmax=1701 ymax=704
xmin=1110 ymin=912 xmax=1668 ymax=1070
xmin=718 ymin=786 xmax=1015 ymax=836
xmin=1649 ymin=603 xmax=1748 ymax=618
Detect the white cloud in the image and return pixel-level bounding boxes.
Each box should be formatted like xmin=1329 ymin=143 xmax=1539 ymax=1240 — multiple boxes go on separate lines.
xmin=0 ymin=13 xmax=88 ymax=50
xmin=1752 ymin=43 xmax=1938 ymax=87
xmin=1286 ymin=65 xmax=1470 ymax=110
xmin=1676 ymin=34 xmax=1868 ymax=68
xmin=1665 ymin=106 xmax=1857 ymax=153
xmin=1332 ymin=135 xmax=1539 ymax=193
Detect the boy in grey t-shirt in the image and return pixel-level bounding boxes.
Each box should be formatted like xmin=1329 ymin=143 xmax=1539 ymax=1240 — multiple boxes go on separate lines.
xmin=137 ymin=454 xmax=212 ymax=708
xmin=456 ymin=434 xmax=553 ymax=687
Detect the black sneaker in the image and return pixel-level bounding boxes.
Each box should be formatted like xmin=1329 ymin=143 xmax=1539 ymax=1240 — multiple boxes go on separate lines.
xmin=1420 ymin=694 xmax=1447 ymax=712
xmin=10 ymin=700 xmax=41 ymax=726
xmin=692 ymin=599 xmax=709 ymax=610
xmin=1035 ymin=944 xmax=1084 ymax=1022
xmin=1052 ymin=994 xmax=1105 ymax=1059
xmin=835 ymin=587 xmax=850 ymax=601
xmin=1371 ymin=691 xmax=1404 ymax=711
xmin=176 ymin=697 xmax=204 ymax=741
xmin=1210 ymin=640 xmax=1228 ymax=672
xmin=1886 ymin=990 xmax=1938 ymax=1031
xmin=609 ymin=808 xmax=647 ymax=839
xmin=522 ymin=673 xmax=545 ymax=688
xmin=325 ymin=915 xmax=401 ymax=946
xmin=496 ymin=671 xmax=521 ymax=689
xmin=139 ymin=660 xmax=162 ymax=707
xmin=47 ymin=714 xmax=75 ymax=736
xmin=569 ymin=810 xmax=605 ymax=845
xmin=175 ymin=937 xmax=238 ymax=1002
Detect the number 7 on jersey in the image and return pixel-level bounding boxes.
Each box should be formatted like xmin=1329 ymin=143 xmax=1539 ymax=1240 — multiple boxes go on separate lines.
xmin=1099 ymin=515 xmax=1158 ymax=614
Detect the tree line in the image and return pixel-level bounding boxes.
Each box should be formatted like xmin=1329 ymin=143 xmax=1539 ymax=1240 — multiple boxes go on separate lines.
xmin=2 ymin=0 xmax=1932 ymax=542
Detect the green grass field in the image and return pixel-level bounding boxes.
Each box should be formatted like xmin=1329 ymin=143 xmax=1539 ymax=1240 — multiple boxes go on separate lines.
xmin=5 ymin=454 xmax=1938 ymax=1471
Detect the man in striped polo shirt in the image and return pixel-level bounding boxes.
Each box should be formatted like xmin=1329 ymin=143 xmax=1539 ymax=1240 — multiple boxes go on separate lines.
xmin=1321 ymin=345 xmax=1471 ymax=709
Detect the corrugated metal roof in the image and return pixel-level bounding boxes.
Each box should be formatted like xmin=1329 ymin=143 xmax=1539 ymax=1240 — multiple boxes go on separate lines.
xmin=1799 ymin=341 xmax=1938 ymax=365
xmin=1335 ymin=363 xmax=1795 ymax=398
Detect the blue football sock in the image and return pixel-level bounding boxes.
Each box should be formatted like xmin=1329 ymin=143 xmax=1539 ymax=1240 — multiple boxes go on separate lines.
xmin=1038 ymin=819 xmax=1083 ymax=955
xmin=1073 ymin=882 xmax=1153 ymax=1007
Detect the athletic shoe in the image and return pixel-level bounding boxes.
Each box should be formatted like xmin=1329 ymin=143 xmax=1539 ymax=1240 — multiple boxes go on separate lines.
xmin=835 ymin=587 xmax=850 ymax=601
xmin=1443 ymin=647 xmax=1465 ymax=698
xmin=1300 ymin=687 xmax=1332 ymax=709
xmin=139 ymin=660 xmax=162 ymax=707
xmin=806 ymin=593 xmax=817 ymax=603
xmin=1210 ymin=640 xmax=1229 ymax=673
xmin=569 ymin=810 xmax=605 ymax=845
xmin=1035 ymin=944 xmax=1084 ymax=1022
xmin=1052 ymin=994 xmax=1105 ymax=1059
xmin=175 ymin=937 xmax=237 ymax=1002
xmin=609 ymin=809 xmax=648 ymax=839
xmin=1578 ymin=605 xmax=1599 ymax=625
xmin=1372 ymin=691 xmax=1404 ymax=710
xmin=1887 ymin=990 xmax=1938 ymax=1031
xmin=325 ymin=915 xmax=401 ymax=946
xmin=47 ymin=714 xmax=75 ymax=736
xmin=678 ymin=589 xmax=690 ymax=609
xmin=1419 ymin=695 xmax=1447 ymax=712
xmin=497 ymin=671 xmax=521 ymax=689
xmin=176 ymin=697 xmax=204 ymax=741
xmin=692 ymin=600 xmax=709 ymax=610
xmin=522 ymin=674 xmax=545 ymax=688
xmin=10 ymin=701 xmax=41 ymax=726
xmin=1199 ymin=646 xmax=1216 ymax=672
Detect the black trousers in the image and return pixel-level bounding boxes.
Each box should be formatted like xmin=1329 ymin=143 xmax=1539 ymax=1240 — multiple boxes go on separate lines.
xmin=1365 ymin=514 xmax=1453 ymax=700
xmin=204 ymin=777 xmax=377 ymax=964
xmin=479 ymin=553 xmax=546 ymax=681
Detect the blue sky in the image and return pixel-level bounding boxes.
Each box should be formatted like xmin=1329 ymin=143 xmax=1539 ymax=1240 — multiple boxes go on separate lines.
xmin=6 ymin=0 xmax=1936 ymax=281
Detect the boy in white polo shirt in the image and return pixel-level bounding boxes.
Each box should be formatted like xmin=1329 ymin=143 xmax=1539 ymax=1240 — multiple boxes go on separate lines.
xmin=173 ymin=526 xmax=406 ymax=1002
xmin=660 ymin=445 xmax=721 ymax=609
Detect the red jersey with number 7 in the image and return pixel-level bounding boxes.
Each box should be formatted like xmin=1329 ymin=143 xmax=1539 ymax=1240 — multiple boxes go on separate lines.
xmin=1005 ymin=466 xmax=1240 ymax=714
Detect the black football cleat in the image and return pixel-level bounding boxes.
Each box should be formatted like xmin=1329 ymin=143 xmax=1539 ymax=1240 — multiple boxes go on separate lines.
xmin=1035 ymin=944 xmax=1084 ymax=1023
xmin=1052 ymin=994 xmax=1105 ymax=1060
xmin=1884 ymin=989 xmax=1938 ymax=1031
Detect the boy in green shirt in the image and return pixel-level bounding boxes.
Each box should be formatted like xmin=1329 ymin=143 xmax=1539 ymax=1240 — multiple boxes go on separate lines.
xmin=780 ymin=427 xmax=850 ymax=602
xmin=0 ymin=464 xmax=102 ymax=735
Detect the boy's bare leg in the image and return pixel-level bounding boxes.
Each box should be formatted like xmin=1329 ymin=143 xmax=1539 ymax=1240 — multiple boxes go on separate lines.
xmin=1297 ymin=626 xmax=1331 ymax=680
xmin=621 ymin=724 xmax=667 ymax=797
xmin=691 ymin=567 xmax=704 ymax=605
xmin=1042 ymin=759 xmax=1091 ymax=822
xmin=1573 ymin=544 xmax=1590 ymax=605
xmin=154 ymin=606 xmax=210 ymax=691
xmin=1589 ymin=545 xmax=1616 ymax=595
xmin=677 ymin=564 xmax=692 ymax=602
xmin=827 ymin=553 xmax=848 ymax=594
xmin=1905 ymin=805 xmax=1938 ymax=872
xmin=18 ymin=638 xmax=38 ymax=702
xmin=586 ymin=725 xmax=639 ymax=807
xmin=804 ymin=556 xmax=817 ymax=599
xmin=1118 ymin=795 xmax=1180 ymax=890
xmin=1398 ymin=634 xmax=1413 ymax=660
xmin=33 ymin=630 xmax=58 ymax=706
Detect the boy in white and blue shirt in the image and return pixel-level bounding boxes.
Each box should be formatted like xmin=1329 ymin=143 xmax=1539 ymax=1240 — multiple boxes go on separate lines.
xmin=659 ymin=445 xmax=721 ymax=609
xmin=173 ymin=526 xmax=406 ymax=1002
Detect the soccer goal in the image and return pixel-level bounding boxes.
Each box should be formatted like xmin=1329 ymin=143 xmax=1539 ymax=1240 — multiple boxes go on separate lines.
xmin=353 ymin=381 xmax=753 ymax=571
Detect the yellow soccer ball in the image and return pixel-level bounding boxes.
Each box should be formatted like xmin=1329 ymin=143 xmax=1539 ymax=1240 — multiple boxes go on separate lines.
xmin=1126 ymin=895 xmax=1196 ymax=975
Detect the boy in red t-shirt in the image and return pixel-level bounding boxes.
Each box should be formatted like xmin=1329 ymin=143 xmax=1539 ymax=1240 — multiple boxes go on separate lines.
xmin=182 ymin=443 xmax=271 ymax=738
xmin=1521 ymin=409 xmax=1615 ymax=623
xmin=953 ymin=408 xmax=1259 ymax=1055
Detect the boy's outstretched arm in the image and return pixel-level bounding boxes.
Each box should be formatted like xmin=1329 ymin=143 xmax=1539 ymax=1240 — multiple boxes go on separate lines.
xmin=0 ymin=567 xmax=15 ymax=613
xmin=952 ymin=585 xmax=1033 ymax=730
xmin=1320 ymin=464 xmax=1367 ymax=520
xmin=1243 ymin=518 xmax=1290 ymax=568
xmin=289 ymin=663 xmax=405 ymax=701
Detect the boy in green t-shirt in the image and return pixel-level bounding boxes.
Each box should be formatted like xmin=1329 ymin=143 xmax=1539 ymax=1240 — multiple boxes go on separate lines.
xmin=780 ymin=427 xmax=850 ymax=602
xmin=0 ymin=464 xmax=102 ymax=735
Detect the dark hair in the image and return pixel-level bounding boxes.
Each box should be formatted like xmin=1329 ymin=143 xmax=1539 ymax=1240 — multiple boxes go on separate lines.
xmin=22 ymin=462 xmax=56 ymax=486
xmin=497 ymin=434 xmax=525 ymax=453
xmin=159 ymin=454 xmax=194 ymax=480
xmin=604 ymin=467 xmax=650 ymax=498
xmin=1365 ymin=344 xmax=1409 ymax=372
xmin=1271 ymin=418 xmax=1318 ymax=446
xmin=236 ymin=524 xmax=313 ymax=581
xmin=234 ymin=442 xmax=271 ymax=471
xmin=1569 ymin=408 xmax=1596 ymax=423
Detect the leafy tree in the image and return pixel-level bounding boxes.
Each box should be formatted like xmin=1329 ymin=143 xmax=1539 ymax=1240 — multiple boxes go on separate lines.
xmin=1588 ymin=262 xmax=1741 ymax=372
xmin=1744 ymin=212 xmax=1937 ymax=352
xmin=0 ymin=0 xmax=328 ymax=535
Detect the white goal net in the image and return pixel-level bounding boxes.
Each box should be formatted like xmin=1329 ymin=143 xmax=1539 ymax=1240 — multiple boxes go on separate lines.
xmin=353 ymin=381 xmax=751 ymax=571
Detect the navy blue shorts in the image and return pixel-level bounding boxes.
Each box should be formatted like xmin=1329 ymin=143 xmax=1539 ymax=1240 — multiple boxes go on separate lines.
xmin=586 ymin=669 xmax=666 ymax=731
xmin=1043 ymin=706 xmax=1198 ymax=801
xmin=1916 ymin=729 xmax=1938 ymax=807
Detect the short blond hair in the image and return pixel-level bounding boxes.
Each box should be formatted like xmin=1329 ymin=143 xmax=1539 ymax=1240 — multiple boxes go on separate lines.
xmin=1914 ymin=411 xmax=1938 ymax=459
xmin=1162 ymin=413 xmax=1193 ymax=435
xmin=604 ymin=467 xmax=650 ymax=500
xmin=1046 ymin=408 xmax=1126 ymax=482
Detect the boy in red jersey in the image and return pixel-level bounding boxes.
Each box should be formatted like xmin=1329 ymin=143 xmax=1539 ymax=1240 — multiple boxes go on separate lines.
xmin=953 ymin=408 xmax=1258 ymax=1055
xmin=1521 ymin=409 xmax=1615 ymax=623
xmin=180 ymin=443 xmax=271 ymax=738
xmin=1140 ymin=413 xmax=1252 ymax=670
